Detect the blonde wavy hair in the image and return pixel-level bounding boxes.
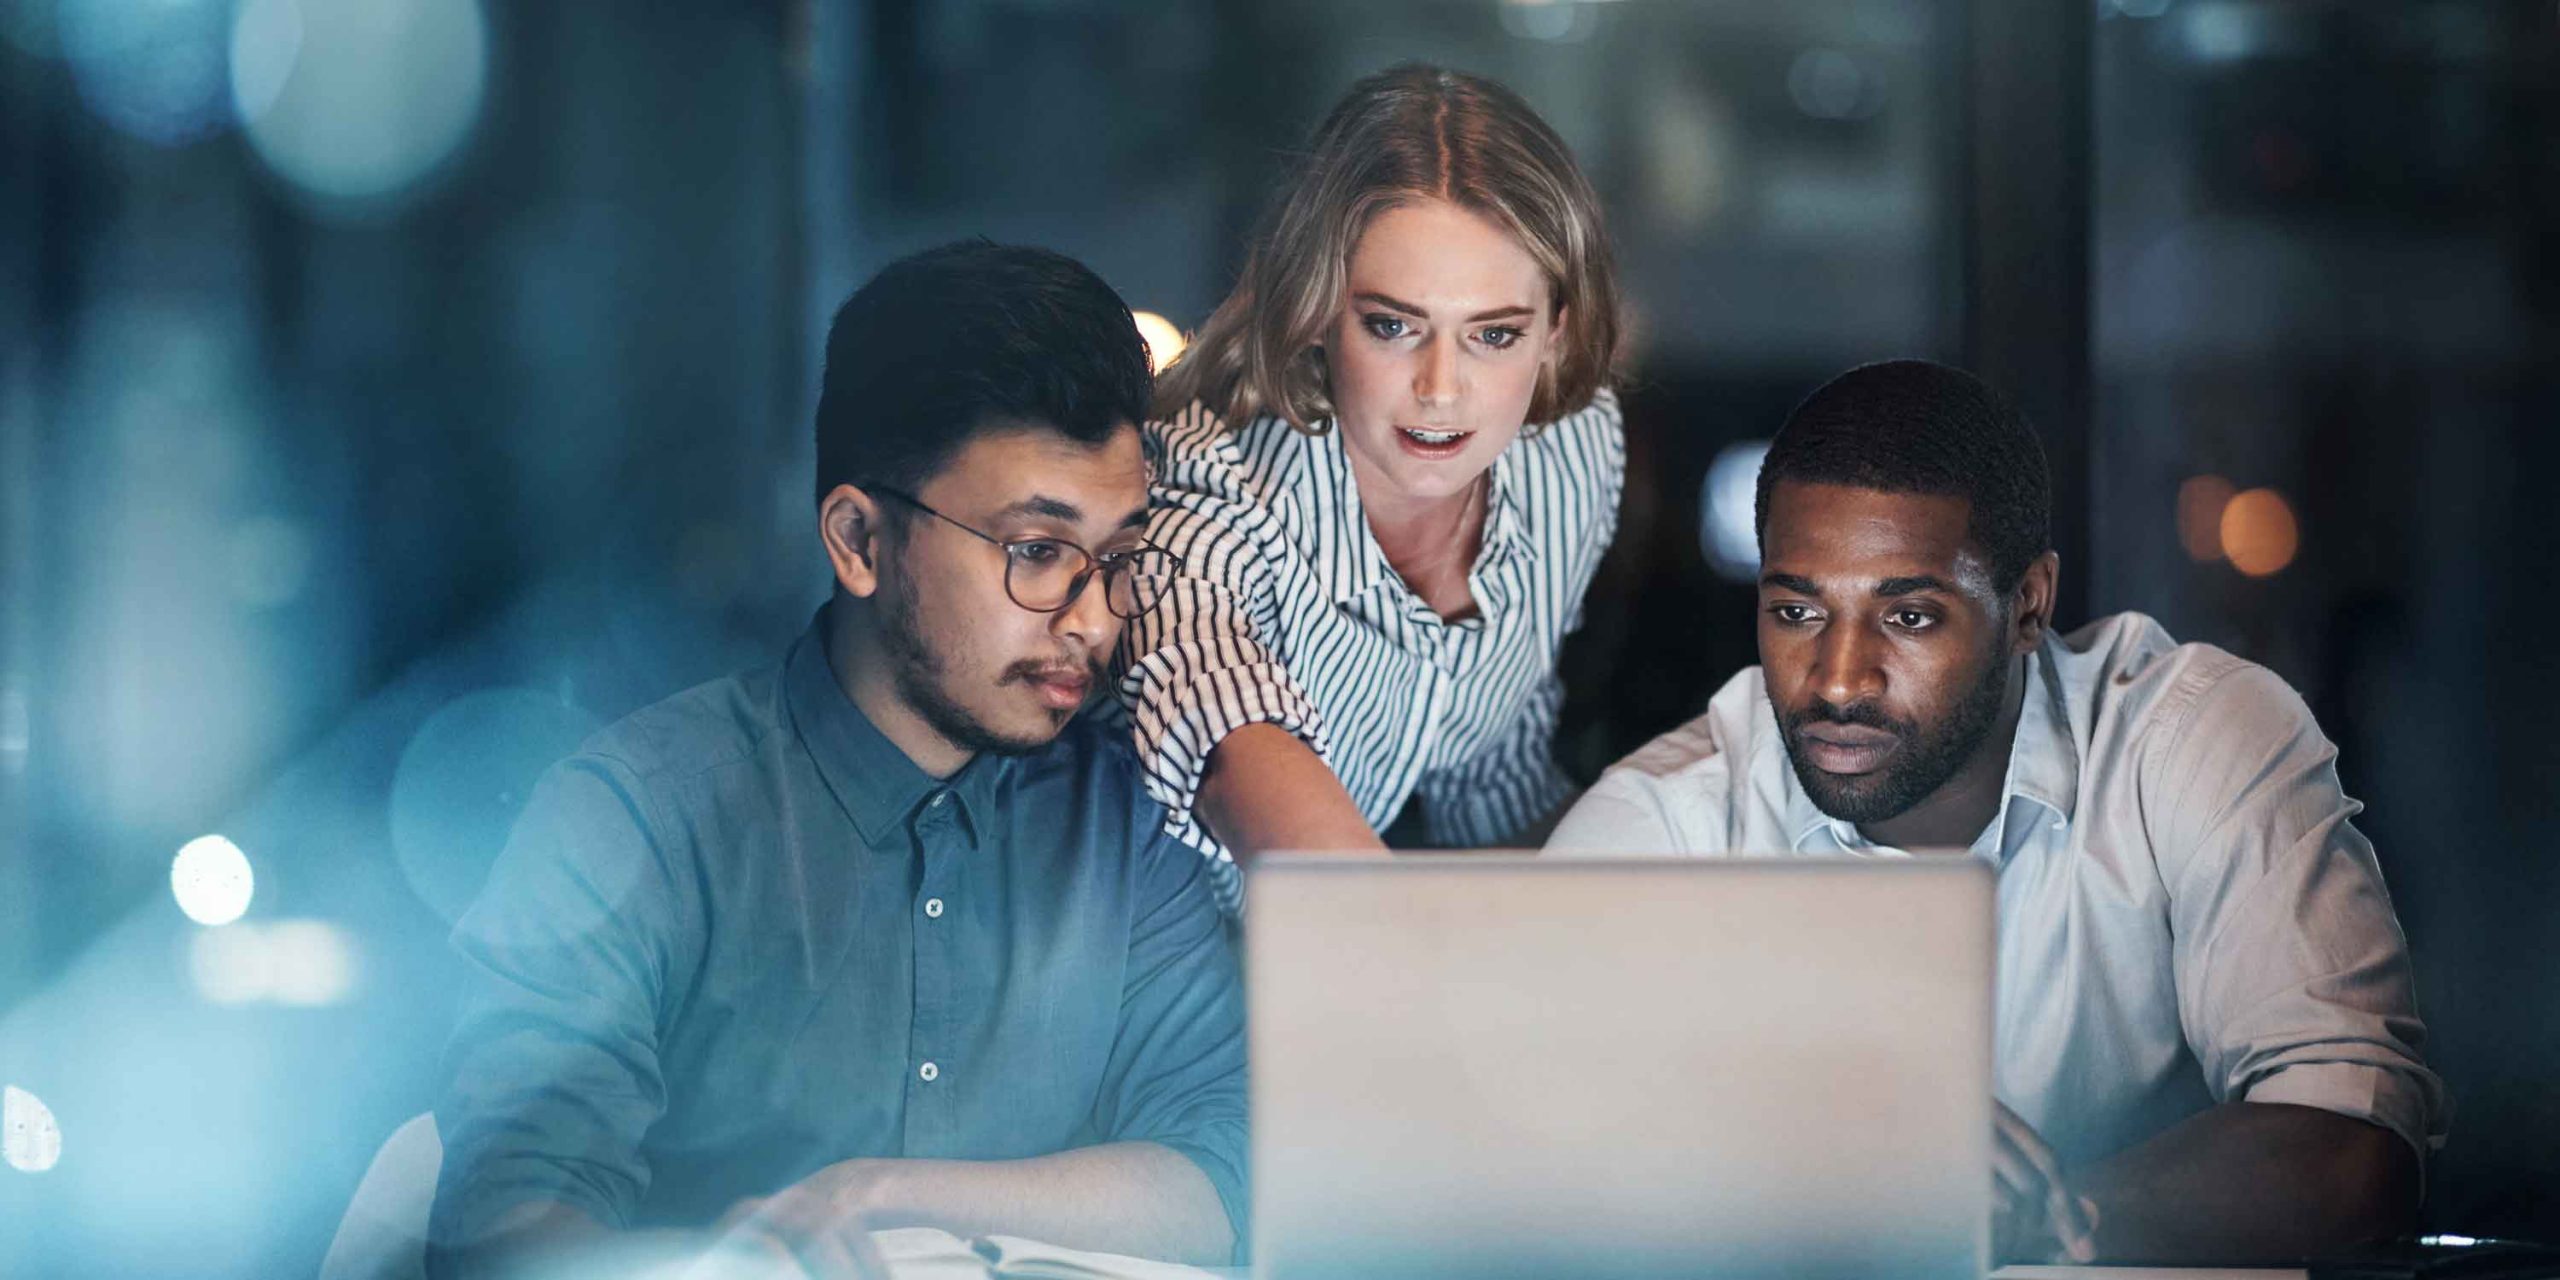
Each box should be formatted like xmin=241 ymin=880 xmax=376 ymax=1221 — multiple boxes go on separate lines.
xmin=1155 ymin=63 xmax=1623 ymax=434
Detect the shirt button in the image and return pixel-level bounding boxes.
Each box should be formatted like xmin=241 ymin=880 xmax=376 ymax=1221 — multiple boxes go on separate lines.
xmin=924 ymin=898 xmax=944 ymax=919
xmin=918 ymin=1061 xmax=940 ymax=1082
xmin=928 ymin=791 xmax=949 ymax=809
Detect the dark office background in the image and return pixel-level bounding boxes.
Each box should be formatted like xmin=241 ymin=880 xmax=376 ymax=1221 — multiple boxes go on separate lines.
xmin=2 ymin=1 xmax=2554 ymax=1274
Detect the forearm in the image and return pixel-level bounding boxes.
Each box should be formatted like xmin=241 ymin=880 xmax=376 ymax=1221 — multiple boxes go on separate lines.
xmin=428 ymin=1202 xmax=722 ymax=1280
xmin=2078 ymin=1101 xmax=2418 ymax=1263
xmin=1196 ymin=723 xmax=1385 ymax=858
xmin=847 ymin=1141 xmax=1235 ymax=1265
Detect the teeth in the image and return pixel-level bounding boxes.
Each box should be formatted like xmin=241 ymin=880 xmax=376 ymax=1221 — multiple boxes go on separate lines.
xmin=1403 ymin=428 xmax=1465 ymax=445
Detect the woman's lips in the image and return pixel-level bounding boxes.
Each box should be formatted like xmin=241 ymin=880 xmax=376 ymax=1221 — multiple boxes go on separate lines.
xmin=1394 ymin=426 xmax=1473 ymax=460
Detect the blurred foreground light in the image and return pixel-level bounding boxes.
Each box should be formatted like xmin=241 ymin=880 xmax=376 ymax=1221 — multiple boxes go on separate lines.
xmin=232 ymin=0 xmax=490 ymax=207
xmin=1131 ymin=312 xmax=1187 ymax=376
xmin=189 ymin=919 xmax=361 ymax=1007
xmin=2175 ymin=474 xmax=2235 ymax=563
xmin=1699 ymin=440 xmax=1772 ymax=583
xmin=171 ymin=834 xmax=255 ymax=926
xmin=2219 ymin=487 xmax=2299 ymax=578
xmin=392 ymin=687 xmax=600 ymax=924
xmin=59 ymin=0 xmax=237 ymax=146
xmin=3 ymin=1085 xmax=62 ymax=1173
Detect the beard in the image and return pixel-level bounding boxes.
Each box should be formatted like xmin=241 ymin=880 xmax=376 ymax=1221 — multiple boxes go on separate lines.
xmin=876 ymin=565 xmax=1099 ymax=759
xmin=1775 ymin=644 xmax=2013 ymax=828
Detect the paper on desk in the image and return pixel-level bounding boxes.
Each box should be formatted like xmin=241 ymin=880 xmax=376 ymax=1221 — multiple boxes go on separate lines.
xmin=864 ymin=1228 xmax=1219 ymax=1280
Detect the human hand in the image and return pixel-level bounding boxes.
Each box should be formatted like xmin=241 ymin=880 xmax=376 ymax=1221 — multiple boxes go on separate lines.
xmin=1993 ymin=1102 xmax=2099 ymax=1264
xmin=705 ymin=1160 xmax=895 ymax=1280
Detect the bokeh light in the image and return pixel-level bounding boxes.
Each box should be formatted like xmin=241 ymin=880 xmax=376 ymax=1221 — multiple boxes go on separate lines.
xmin=232 ymin=0 xmax=490 ymax=207
xmin=2176 ymin=473 xmax=2236 ymax=563
xmin=170 ymin=834 xmax=255 ymax=926
xmin=3 ymin=1084 xmax=63 ymax=1174
xmin=1786 ymin=48 xmax=1881 ymax=122
xmin=188 ymin=920 xmax=361 ymax=1007
xmin=1699 ymin=439 xmax=1772 ymax=583
xmin=2220 ymin=487 xmax=2300 ymax=577
xmin=59 ymin=0 xmax=238 ymax=146
xmin=1132 ymin=311 xmax=1188 ymax=376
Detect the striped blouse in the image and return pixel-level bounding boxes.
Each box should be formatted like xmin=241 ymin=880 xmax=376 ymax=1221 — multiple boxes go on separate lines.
xmin=1110 ymin=390 xmax=1626 ymax=911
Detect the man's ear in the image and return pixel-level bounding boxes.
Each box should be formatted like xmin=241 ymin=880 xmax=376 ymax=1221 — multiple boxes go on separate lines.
xmin=2011 ymin=550 xmax=2063 ymax=654
xmin=819 ymin=483 xmax=887 ymax=600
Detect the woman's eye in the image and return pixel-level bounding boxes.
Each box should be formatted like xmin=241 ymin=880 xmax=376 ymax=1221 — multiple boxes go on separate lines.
xmin=1478 ymin=326 xmax=1523 ymax=350
xmin=1361 ymin=314 xmax=1410 ymax=341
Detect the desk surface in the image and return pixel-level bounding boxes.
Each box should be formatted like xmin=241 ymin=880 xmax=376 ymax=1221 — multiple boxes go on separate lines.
xmin=1993 ymin=1270 xmax=2303 ymax=1279
xmin=1205 ymin=1271 xmax=2305 ymax=1279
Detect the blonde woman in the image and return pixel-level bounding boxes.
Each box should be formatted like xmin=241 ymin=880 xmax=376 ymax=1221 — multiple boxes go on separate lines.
xmin=1117 ymin=63 xmax=1626 ymax=910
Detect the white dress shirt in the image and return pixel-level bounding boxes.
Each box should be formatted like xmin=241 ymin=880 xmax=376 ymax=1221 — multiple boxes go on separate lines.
xmin=1549 ymin=611 xmax=2447 ymax=1167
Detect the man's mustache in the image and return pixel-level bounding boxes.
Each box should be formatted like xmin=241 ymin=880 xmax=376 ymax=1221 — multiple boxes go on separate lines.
xmin=1783 ymin=699 xmax=1908 ymax=736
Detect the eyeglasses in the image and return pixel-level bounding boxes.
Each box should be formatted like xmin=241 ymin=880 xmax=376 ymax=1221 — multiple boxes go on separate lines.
xmin=868 ymin=486 xmax=1183 ymax=620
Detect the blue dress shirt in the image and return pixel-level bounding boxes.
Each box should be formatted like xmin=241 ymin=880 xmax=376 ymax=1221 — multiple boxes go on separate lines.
xmin=429 ymin=612 xmax=1248 ymax=1253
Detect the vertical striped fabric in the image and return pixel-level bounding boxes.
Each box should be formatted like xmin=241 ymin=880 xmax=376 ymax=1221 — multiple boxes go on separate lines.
xmin=1108 ymin=390 xmax=1626 ymax=912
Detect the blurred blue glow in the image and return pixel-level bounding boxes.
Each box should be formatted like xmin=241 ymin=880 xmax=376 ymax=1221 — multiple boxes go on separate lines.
xmin=1699 ymin=439 xmax=1770 ymax=584
xmin=222 ymin=514 xmax=315 ymax=609
xmin=59 ymin=0 xmax=238 ymax=146
xmin=232 ymin=0 xmax=489 ymax=207
xmin=171 ymin=833 xmax=254 ymax=926
xmin=390 ymin=687 xmax=598 ymax=924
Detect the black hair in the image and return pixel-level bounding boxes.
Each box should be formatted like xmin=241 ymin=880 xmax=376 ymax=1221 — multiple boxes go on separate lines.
xmin=813 ymin=239 xmax=1153 ymax=502
xmin=1754 ymin=359 xmax=2053 ymax=592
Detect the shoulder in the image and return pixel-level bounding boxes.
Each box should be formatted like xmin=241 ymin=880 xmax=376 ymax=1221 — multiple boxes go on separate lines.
xmin=1557 ymin=666 xmax=1769 ymax=854
xmin=2058 ymin=612 xmax=2326 ymax=797
xmin=1516 ymin=386 xmax=1627 ymax=475
xmin=1147 ymin=402 xmax=1298 ymax=494
xmin=568 ymin=662 xmax=787 ymax=794
xmin=1601 ymin=664 xmax=1769 ymax=789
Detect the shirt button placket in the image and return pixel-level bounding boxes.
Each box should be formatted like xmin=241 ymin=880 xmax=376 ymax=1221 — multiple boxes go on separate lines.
xmin=908 ymin=788 xmax=959 ymax=1143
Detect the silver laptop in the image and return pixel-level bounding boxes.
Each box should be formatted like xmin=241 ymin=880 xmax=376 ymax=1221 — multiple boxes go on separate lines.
xmin=1247 ymin=855 xmax=1994 ymax=1280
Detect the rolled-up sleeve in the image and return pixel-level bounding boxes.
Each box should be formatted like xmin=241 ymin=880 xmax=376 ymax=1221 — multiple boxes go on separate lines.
xmin=2147 ymin=662 xmax=2448 ymax=1161
xmin=428 ymin=756 xmax=702 ymax=1252
xmin=1087 ymin=822 xmax=1251 ymax=1256
xmin=1115 ymin=407 xmax=1325 ymax=860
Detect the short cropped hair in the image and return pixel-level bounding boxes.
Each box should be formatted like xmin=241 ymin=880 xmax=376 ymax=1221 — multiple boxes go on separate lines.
xmin=1754 ymin=359 xmax=2053 ymax=592
xmin=813 ymin=239 xmax=1153 ymax=501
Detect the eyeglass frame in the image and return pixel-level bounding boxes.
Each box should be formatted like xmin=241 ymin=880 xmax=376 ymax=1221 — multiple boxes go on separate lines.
xmin=863 ymin=483 xmax=1183 ymax=620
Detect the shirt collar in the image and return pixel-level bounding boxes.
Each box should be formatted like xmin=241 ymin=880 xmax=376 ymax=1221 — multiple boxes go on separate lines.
xmin=1301 ymin=419 xmax=1535 ymax=605
xmin=1780 ymin=636 xmax=2082 ymax=864
xmin=782 ymin=609 xmax=1010 ymax=848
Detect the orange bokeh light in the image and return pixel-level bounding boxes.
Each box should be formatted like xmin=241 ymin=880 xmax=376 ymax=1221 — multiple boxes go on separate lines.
xmin=2219 ymin=487 xmax=2300 ymax=577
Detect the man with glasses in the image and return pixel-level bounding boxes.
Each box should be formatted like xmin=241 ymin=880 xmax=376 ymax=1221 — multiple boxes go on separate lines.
xmin=428 ymin=241 xmax=1240 ymax=1280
